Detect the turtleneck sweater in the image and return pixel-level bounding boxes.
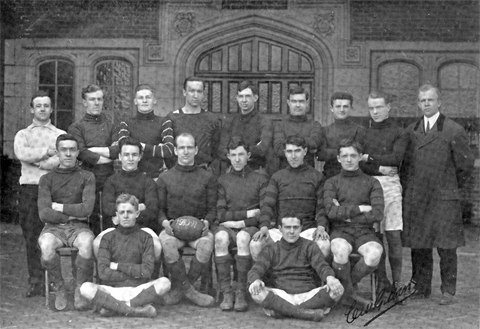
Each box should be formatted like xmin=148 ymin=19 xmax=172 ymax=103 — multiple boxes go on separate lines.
xmin=102 ymin=169 xmax=159 ymax=231
xmin=317 ymin=168 xmax=384 ymax=230
xmin=217 ymin=165 xmax=269 ymax=227
xmin=157 ymin=163 xmax=217 ymax=226
xmin=68 ymin=113 xmax=119 ymax=178
xmin=38 ymin=165 xmax=95 ymax=224
xmin=219 ymin=109 xmax=273 ymax=170
xmin=316 ymin=118 xmax=366 ymax=179
xmin=248 ymin=237 xmax=335 ymax=294
xmin=97 ymin=224 xmax=155 ymax=287
xmin=260 ymin=163 xmax=323 ymax=230
xmin=116 ymin=110 xmax=174 ymax=177
xmin=360 ymin=118 xmax=407 ymax=176
xmin=273 ymin=114 xmax=322 ymax=169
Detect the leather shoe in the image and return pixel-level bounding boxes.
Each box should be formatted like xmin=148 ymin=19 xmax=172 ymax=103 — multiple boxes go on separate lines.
xmin=409 ymin=290 xmax=430 ymax=300
xmin=25 ymin=283 xmax=45 ymax=297
xmin=439 ymin=293 xmax=455 ymax=305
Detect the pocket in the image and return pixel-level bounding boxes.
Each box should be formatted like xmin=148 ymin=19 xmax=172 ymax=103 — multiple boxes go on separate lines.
xmin=439 ymin=189 xmax=460 ymax=200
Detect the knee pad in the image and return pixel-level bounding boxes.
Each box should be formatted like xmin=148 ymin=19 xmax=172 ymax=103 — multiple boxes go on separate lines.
xmin=195 ymin=237 xmax=214 ymax=263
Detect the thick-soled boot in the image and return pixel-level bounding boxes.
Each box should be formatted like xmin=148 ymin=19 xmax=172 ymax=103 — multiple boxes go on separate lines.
xmin=160 ymin=260 xmax=187 ymax=305
xmin=74 ymin=256 xmax=94 ymax=310
xmin=234 ymin=255 xmax=252 ymax=312
xmin=262 ymin=292 xmax=324 ymax=322
xmin=215 ymin=255 xmax=233 ymax=311
xmin=42 ymin=255 xmax=67 ymax=311
xmin=91 ymin=290 xmax=156 ymax=318
xmin=332 ymin=260 xmax=370 ymax=308
xmin=183 ymin=284 xmax=215 ymax=307
xmin=130 ymin=286 xmax=159 ymax=307
xmin=187 ymin=257 xmax=208 ymax=286
xmin=159 ymin=289 xmax=183 ymax=305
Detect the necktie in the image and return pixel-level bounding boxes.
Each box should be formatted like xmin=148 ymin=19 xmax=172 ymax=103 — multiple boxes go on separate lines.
xmin=426 ymin=121 xmax=430 ymax=133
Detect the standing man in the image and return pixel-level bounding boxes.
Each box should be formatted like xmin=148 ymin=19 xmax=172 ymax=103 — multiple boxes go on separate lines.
xmin=13 ymin=90 xmax=66 ymax=297
xmin=401 ymin=84 xmax=474 ymax=305
xmin=68 ymin=84 xmax=119 ymax=235
xmin=273 ymin=86 xmax=322 ymax=169
xmin=219 ymin=80 xmax=273 ymax=175
xmin=116 ymin=84 xmax=174 ymax=179
xmin=167 ymin=77 xmax=221 ymax=174
xmin=316 ymin=92 xmax=366 ymax=180
xmin=157 ymin=133 xmax=216 ymax=307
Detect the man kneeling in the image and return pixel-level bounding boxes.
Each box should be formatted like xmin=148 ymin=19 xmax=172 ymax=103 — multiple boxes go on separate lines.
xmin=80 ymin=194 xmax=171 ymax=317
xmin=248 ymin=215 xmax=343 ymax=322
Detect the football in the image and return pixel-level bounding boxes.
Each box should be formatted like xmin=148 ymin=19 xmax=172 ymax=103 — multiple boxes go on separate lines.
xmin=171 ymin=216 xmax=204 ymax=242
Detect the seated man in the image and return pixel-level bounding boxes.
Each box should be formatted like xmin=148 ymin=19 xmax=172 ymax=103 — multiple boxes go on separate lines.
xmin=318 ymin=138 xmax=384 ymax=307
xmin=37 ymin=134 xmax=95 ymax=311
xmin=248 ymin=215 xmax=343 ymax=322
xmin=157 ymin=133 xmax=216 ymax=307
xmin=250 ymin=135 xmax=330 ymax=259
xmin=80 ymin=194 xmax=171 ymax=318
xmin=215 ymin=136 xmax=268 ymax=311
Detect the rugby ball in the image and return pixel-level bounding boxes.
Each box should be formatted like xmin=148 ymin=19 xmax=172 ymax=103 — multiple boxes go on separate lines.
xmin=171 ymin=216 xmax=204 ymax=242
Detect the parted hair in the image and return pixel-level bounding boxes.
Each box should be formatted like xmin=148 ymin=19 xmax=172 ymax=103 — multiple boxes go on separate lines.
xmin=418 ymin=84 xmax=441 ymax=100
xmin=280 ymin=212 xmax=303 ymax=226
xmin=337 ymin=138 xmax=363 ymax=155
xmin=367 ymin=90 xmax=391 ymax=104
xmin=119 ymin=137 xmax=143 ymax=154
xmin=330 ymin=91 xmax=354 ymax=107
xmin=30 ymin=90 xmax=51 ymax=108
xmin=238 ymin=80 xmax=258 ymax=96
xmin=116 ymin=193 xmax=139 ymax=211
xmin=135 ymin=84 xmax=155 ymax=94
xmin=81 ymin=84 xmax=103 ymax=100
xmin=183 ymin=76 xmax=204 ymax=90
xmin=285 ymin=134 xmax=307 ymax=149
xmin=288 ymin=85 xmax=309 ymax=100
xmin=227 ymin=136 xmax=250 ymax=153
xmin=55 ymin=134 xmax=78 ymax=150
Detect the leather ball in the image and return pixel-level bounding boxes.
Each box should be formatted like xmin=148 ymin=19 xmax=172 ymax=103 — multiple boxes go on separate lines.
xmin=171 ymin=216 xmax=204 ymax=242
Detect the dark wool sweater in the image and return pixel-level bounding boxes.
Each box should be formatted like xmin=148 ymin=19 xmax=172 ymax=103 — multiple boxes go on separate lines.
xmin=259 ymin=163 xmax=323 ymax=230
xmin=217 ymin=166 xmax=269 ymax=227
xmin=97 ymin=224 xmax=154 ymax=287
xmin=316 ymin=118 xmax=366 ymax=179
xmin=317 ymin=169 xmax=384 ymax=230
xmin=102 ymin=169 xmax=159 ymax=232
xmin=248 ymin=237 xmax=335 ymax=294
xmin=68 ymin=113 xmax=119 ymax=178
xmin=219 ymin=109 xmax=273 ymax=170
xmin=360 ymin=118 xmax=408 ymax=176
xmin=273 ymin=114 xmax=322 ymax=169
xmin=38 ymin=166 xmax=95 ymax=224
xmin=116 ymin=110 xmax=174 ymax=178
xmin=157 ymin=164 xmax=217 ymax=226
xmin=167 ymin=109 xmax=221 ymax=166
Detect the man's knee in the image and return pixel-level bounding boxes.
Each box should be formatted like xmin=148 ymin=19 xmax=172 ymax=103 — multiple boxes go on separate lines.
xmin=74 ymin=232 xmax=94 ymax=254
xmin=316 ymin=239 xmax=331 ymax=257
xmin=236 ymin=231 xmax=251 ymax=249
xmin=360 ymin=241 xmax=383 ymax=266
xmin=152 ymin=277 xmax=171 ymax=295
xmin=79 ymin=282 xmax=98 ymax=300
xmin=249 ymin=239 xmax=266 ymax=261
xmin=38 ymin=233 xmax=62 ymax=259
xmin=331 ymin=238 xmax=352 ymax=259
xmin=215 ymin=231 xmax=230 ymax=249
xmin=160 ymin=232 xmax=181 ymax=263
xmin=195 ymin=234 xmax=214 ymax=263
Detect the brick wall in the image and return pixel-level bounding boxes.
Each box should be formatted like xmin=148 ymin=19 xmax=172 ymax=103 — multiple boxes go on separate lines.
xmin=351 ymin=0 xmax=479 ymax=42
xmin=2 ymin=0 xmax=159 ymax=39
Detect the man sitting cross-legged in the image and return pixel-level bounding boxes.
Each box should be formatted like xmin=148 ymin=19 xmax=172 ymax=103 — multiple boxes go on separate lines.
xmin=80 ymin=194 xmax=171 ymax=318
xmin=215 ymin=136 xmax=268 ymax=311
xmin=248 ymin=215 xmax=344 ymax=322
xmin=318 ymin=138 xmax=384 ymax=308
xmin=37 ymin=134 xmax=95 ymax=311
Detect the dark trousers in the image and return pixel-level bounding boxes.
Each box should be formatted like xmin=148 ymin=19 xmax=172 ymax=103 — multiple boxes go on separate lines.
xmin=19 ymin=185 xmax=45 ymax=284
xmin=411 ymin=248 xmax=457 ymax=296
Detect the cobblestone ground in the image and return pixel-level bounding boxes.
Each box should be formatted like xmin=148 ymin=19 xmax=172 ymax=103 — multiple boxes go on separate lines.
xmin=1 ymin=223 xmax=479 ymax=329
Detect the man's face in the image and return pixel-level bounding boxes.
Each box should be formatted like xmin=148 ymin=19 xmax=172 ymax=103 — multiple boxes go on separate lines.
xmin=236 ymin=88 xmax=258 ymax=114
xmin=30 ymin=96 xmax=53 ymax=123
xmin=116 ymin=202 xmax=139 ymax=228
xmin=337 ymin=146 xmax=361 ymax=171
xmin=134 ymin=89 xmax=156 ymax=114
xmin=330 ymin=99 xmax=352 ymax=120
xmin=287 ymin=93 xmax=308 ymax=116
xmin=57 ymin=140 xmax=79 ymax=169
xmin=280 ymin=217 xmax=302 ymax=243
xmin=83 ymin=90 xmax=104 ymax=116
xmin=119 ymin=145 xmax=142 ymax=172
xmin=227 ymin=145 xmax=250 ymax=172
xmin=367 ymin=97 xmax=390 ymax=123
xmin=183 ymin=81 xmax=204 ymax=108
xmin=284 ymin=143 xmax=307 ymax=168
xmin=418 ymin=89 xmax=441 ymax=118
xmin=174 ymin=135 xmax=198 ymax=166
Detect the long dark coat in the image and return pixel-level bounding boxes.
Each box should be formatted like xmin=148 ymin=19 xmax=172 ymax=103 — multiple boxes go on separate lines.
xmin=401 ymin=114 xmax=474 ymax=249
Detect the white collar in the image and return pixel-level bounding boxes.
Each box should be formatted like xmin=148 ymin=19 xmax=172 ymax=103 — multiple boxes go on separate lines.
xmin=424 ymin=112 xmax=440 ymax=130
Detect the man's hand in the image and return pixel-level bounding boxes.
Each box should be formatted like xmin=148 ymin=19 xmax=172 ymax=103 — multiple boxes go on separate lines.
xmin=138 ymin=203 xmax=146 ymax=212
xmin=379 ymin=166 xmax=398 ymax=177
xmin=359 ymin=205 xmax=372 ymax=213
xmin=332 ymin=199 xmax=340 ymax=207
xmin=220 ymin=221 xmax=245 ymax=229
xmin=52 ymin=202 xmax=63 ymax=213
xmin=325 ymin=276 xmax=344 ymax=298
xmin=109 ymin=262 xmax=118 ymax=270
xmin=246 ymin=209 xmax=261 ymax=218
xmin=163 ymin=219 xmax=174 ymax=236
xmin=112 ymin=215 xmax=119 ymax=226
xmin=201 ymin=219 xmax=209 ymax=237
xmin=313 ymin=226 xmax=329 ymax=241
xmin=47 ymin=148 xmax=57 ymax=157
xmin=361 ymin=154 xmax=369 ymax=162
xmin=252 ymin=226 xmax=269 ymax=241
xmin=97 ymin=156 xmax=113 ymax=164
xmin=249 ymin=279 xmax=265 ymax=295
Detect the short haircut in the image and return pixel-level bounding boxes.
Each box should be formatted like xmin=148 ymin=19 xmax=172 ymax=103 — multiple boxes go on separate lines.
xmin=183 ymin=76 xmax=204 ymax=91
xmin=418 ymin=84 xmax=441 ymax=100
xmin=135 ymin=84 xmax=155 ymax=95
xmin=119 ymin=137 xmax=143 ymax=154
xmin=30 ymin=90 xmax=51 ymax=108
xmin=330 ymin=91 xmax=354 ymax=107
xmin=116 ymin=193 xmax=139 ymax=211
xmin=81 ymin=84 xmax=103 ymax=100
xmin=227 ymin=136 xmax=250 ymax=153
xmin=237 ymin=80 xmax=258 ymax=96
xmin=367 ymin=90 xmax=391 ymax=104
xmin=175 ymin=132 xmax=196 ymax=147
xmin=337 ymin=138 xmax=363 ymax=155
xmin=56 ymin=133 xmax=78 ymax=150
xmin=280 ymin=213 xmax=302 ymax=226
xmin=285 ymin=134 xmax=307 ymax=149
xmin=288 ymin=85 xmax=309 ymax=101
